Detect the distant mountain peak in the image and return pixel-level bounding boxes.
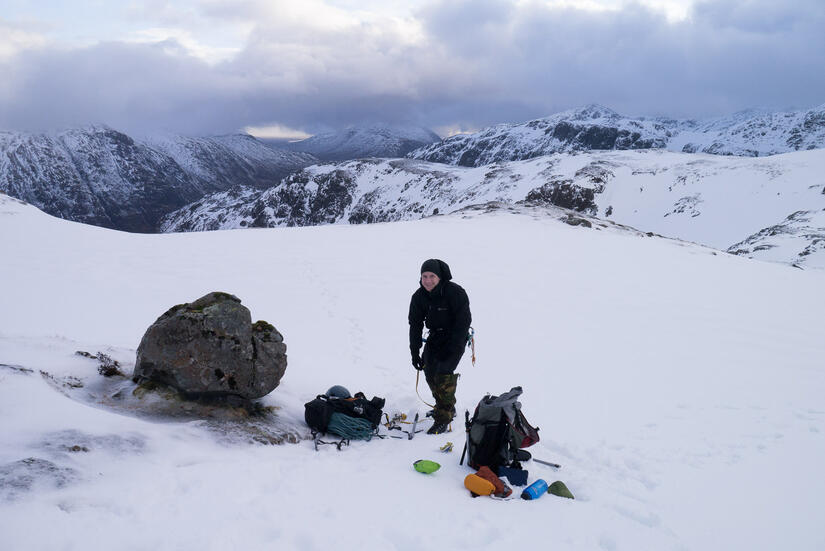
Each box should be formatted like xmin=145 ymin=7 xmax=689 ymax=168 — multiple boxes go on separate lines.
xmin=281 ymin=123 xmax=440 ymax=161
xmin=563 ymin=103 xmax=621 ymax=120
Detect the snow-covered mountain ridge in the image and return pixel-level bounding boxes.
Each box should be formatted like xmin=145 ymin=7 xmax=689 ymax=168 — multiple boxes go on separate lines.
xmin=3 ymin=105 xmax=823 ymax=234
xmin=278 ymin=123 xmax=441 ymax=161
xmin=160 ymin=148 xmax=825 ymax=269
xmin=0 ymin=127 xmax=316 ymax=232
xmin=409 ymin=104 xmax=825 ymax=166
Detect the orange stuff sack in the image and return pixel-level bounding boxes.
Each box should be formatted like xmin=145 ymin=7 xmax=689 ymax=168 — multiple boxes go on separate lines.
xmin=477 ymin=466 xmax=513 ymax=498
xmin=464 ymin=474 xmax=495 ymax=497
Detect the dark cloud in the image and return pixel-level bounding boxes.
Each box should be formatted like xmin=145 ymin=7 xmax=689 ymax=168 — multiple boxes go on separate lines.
xmin=0 ymin=0 xmax=823 ymax=136
xmin=0 ymin=41 xmax=243 ymax=135
xmin=414 ymin=0 xmax=825 ymax=119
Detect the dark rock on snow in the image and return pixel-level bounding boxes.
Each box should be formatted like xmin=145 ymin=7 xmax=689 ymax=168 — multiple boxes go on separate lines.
xmin=133 ymin=292 xmax=287 ymax=400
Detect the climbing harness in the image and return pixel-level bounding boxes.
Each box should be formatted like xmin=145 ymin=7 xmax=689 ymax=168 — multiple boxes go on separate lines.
xmin=383 ymin=412 xmax=422 ymax=428
xmin=383 ymin=412 xmax=408 ymax=427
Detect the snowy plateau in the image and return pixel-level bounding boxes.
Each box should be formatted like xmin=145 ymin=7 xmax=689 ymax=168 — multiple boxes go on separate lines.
xmin=1 ymin=190 xmax=824 ymax=551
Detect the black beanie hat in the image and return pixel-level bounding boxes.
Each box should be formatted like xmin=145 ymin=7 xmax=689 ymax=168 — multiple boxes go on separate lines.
xmin=420 ymin=259 xmax=452 ymax=281
xmin=420 ymin=259 xmax=442 ymax=277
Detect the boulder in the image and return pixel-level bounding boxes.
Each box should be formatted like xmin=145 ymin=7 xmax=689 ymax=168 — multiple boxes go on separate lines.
xmin=133 ymin=292 xmax=287 ymax=400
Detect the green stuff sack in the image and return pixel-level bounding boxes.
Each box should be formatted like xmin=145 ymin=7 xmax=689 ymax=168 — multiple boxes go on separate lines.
xmin=547 ymin=480 xmax=574 ymax=499
xmin=413 ymin=460 xmax=441 ymax=474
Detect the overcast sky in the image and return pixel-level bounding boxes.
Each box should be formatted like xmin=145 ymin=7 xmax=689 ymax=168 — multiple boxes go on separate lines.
xmin=1 ymin=0 xmax=823 ymax=138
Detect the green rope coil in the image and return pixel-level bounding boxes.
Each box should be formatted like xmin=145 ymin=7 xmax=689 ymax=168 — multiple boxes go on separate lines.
xmin=327 ymin=412 xmax=375 ymax=440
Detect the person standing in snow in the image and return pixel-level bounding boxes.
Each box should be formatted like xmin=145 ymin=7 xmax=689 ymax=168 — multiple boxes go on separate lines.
xmin=409 ymin=259 xmax=472 ymax=434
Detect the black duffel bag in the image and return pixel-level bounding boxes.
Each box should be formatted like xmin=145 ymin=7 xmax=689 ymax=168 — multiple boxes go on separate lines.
xmin=304 ymin=392 xmax=385 ymax=435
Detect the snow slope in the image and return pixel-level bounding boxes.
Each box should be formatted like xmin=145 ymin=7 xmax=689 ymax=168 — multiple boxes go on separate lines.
xmin=1 ymin=193 xmax=824 ymax=551
xmin=160 ymin=149 xmax=825 ymax=269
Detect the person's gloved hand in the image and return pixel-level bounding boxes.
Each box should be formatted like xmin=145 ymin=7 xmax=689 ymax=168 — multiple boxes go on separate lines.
xmin=411 ymin=352 xmax=424 ymax=371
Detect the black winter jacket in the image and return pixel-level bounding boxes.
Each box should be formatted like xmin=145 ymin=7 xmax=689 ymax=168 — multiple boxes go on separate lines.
xmin=409 ymin=278 xmax=472 ymax=374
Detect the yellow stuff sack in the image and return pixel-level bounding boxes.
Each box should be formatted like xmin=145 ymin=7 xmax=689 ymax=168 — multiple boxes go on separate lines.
xmin=464 ymin=474 xmax=495 ymax=497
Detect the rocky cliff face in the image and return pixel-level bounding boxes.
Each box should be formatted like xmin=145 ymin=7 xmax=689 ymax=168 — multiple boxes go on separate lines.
xmin=409 ymin=104 xmax=825 ymax=166
xmin=160 ymin=158 xmax=479 ymax=231
xmin=0 ymin=127 xmax=316 ymax=232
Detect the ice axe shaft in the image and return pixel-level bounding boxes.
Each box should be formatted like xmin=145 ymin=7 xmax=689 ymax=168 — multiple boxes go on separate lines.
xmin=408 ymin=413 xmax=419 ymax=440
xmin=459 ymin=409 xmax=470 ymax=465
xmin=534 ymin=458 xmax=561 ymax=469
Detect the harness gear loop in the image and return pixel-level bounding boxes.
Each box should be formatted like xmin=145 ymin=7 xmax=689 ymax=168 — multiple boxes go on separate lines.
xmin=416 ymin=370 xmax=436 ymax=409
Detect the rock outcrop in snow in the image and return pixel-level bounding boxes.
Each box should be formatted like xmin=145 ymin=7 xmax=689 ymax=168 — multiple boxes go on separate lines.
xmin=727 ymin=208 xmax=825 ymax=267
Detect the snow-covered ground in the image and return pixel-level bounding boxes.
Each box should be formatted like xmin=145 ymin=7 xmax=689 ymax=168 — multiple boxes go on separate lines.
xmin=1 ymin=193 xmax=824 ymax=550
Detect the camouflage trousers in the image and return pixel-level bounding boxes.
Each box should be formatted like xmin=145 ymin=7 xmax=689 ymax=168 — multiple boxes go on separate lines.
xmin=425 ymin=372 xmax=459 ymax=424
